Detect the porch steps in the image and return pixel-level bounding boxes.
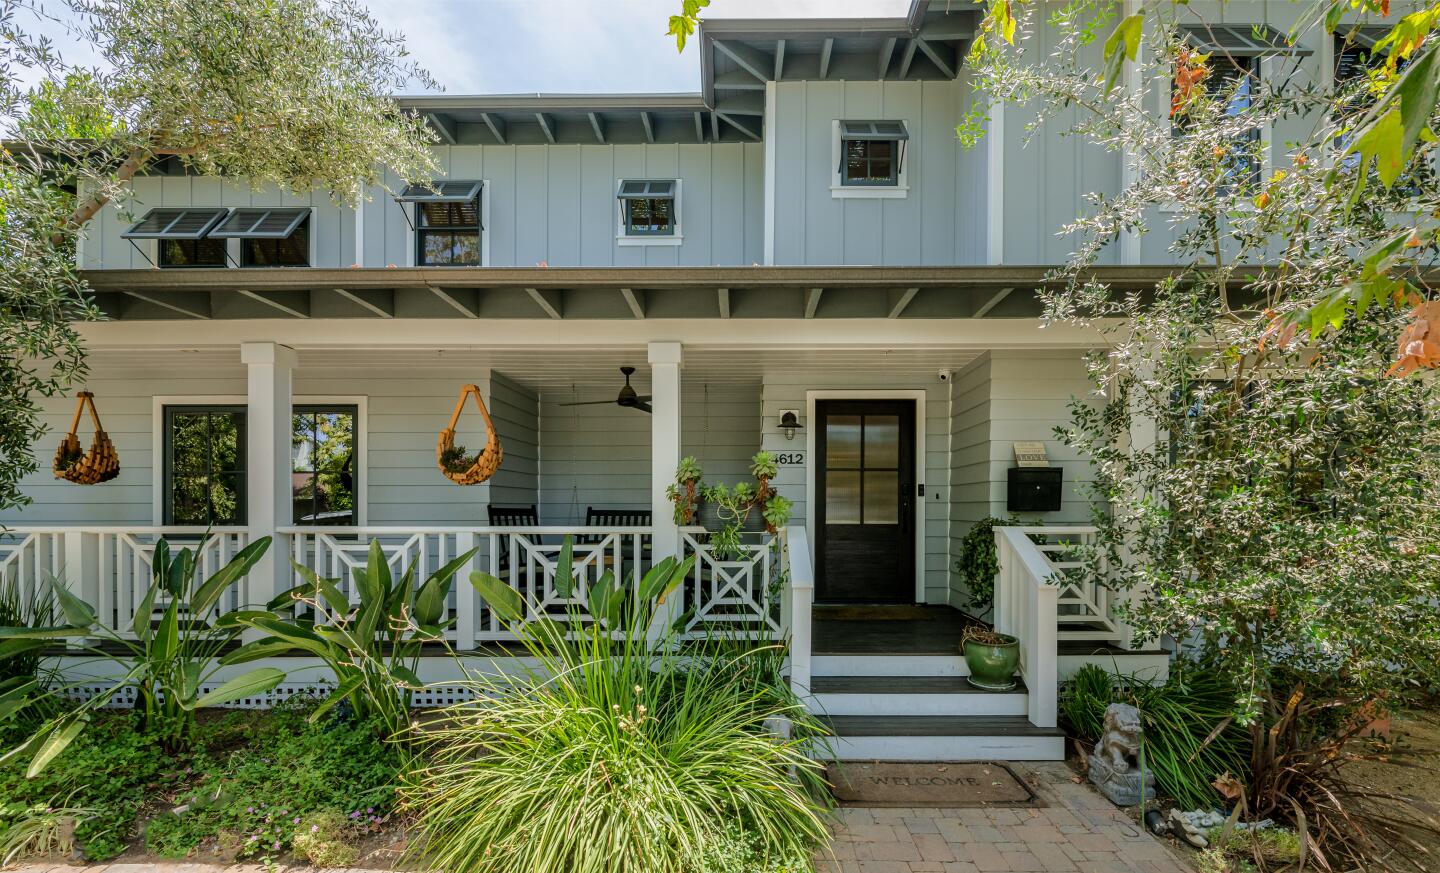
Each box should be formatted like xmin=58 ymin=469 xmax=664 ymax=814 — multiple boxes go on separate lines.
xmin=810 ymin=675 xmax=1028 ymax=717
xmin=817 ymin=715 xmax=1067 ymax=762
xmin=813 ymin=650 xmax=1171 ymax=682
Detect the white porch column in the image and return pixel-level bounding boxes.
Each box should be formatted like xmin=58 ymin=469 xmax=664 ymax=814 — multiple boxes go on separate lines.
xmin=648 ymin=341 xmax=683 ymax=560
xmin=241 ymin=342 xmax=296 ymax=613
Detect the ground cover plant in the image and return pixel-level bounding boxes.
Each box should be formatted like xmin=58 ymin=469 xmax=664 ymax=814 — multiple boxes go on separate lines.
xmin=403 ymin=542 xmax=831 ymax=873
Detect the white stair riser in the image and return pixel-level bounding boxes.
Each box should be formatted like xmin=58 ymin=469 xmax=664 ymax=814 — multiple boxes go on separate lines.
xmin=813 ymin=655 xmax=968 ymax=677
xmin=811 ymin=692 xmax=1027 ymax=717
xmin=819 ymin=734 xmax=1066 ymax=761
xmin=1058 ymin=653 xmax=1170 ymax=683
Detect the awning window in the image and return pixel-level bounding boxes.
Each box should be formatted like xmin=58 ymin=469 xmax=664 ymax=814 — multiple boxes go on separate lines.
xmin=839 ymin=121 xmax=910 ymax=142
xmin=1180 ymin=24 xmax=1313 ymax=56
xmin=616 ymin=180 xmax=676 ymax=200
xmin=121 ymin=208 xmax=229 ymax=240
xmin=1336 ymin=24 xmax=1391 ymax=52
xmin=394 ymin=181 xmax=484 ymax=203
xmin=208 ymin=208 xmax=310 ymax=239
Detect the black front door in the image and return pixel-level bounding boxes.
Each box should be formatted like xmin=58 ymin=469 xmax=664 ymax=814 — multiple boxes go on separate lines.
xmin=814 ymin=400 xmax=916 ymax=603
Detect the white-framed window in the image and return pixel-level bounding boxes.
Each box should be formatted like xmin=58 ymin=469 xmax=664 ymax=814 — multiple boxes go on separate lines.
xmin=121 ymin=207 xmax=315 ymax=268
xmin=150 ymin=395 xmax=367 ymax=526
xmin=831 ymin=120 xmax=910 ymax=199
xmin=616 ymin=179 xmax=682 ymax=246
xmin=396 ymin=181 xmax=486 ymax=267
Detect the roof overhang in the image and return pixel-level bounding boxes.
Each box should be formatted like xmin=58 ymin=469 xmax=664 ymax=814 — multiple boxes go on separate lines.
xmin=81 ymin=265 xmax=1266 ymax=322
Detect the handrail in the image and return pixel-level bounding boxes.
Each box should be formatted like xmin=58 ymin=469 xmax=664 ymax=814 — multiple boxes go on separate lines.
xmin=782 ymin=525 xmax=814 ymax=697
xmin=278 ymin=525 xmax=654 ymax=535
xmin=0 ymin=525 xmax=249 ymax=534
xmin=994 ymin=525 xmax=1060 ymax=728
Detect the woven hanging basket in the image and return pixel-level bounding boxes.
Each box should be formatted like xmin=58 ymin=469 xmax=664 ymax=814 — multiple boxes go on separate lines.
xmin=436 ymin=384 xmax=503 ymax=485
xmin=53 ymin=391 xmax=120 ymax=485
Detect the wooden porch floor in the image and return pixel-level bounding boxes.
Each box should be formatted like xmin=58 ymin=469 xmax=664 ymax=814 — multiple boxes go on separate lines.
xmin=812 ymin=604 xmax=1137 ymax=657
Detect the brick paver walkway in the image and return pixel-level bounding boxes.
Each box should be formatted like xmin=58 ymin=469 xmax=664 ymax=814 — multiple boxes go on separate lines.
xmin=818 ymin=761 xmax=1193 ymax=873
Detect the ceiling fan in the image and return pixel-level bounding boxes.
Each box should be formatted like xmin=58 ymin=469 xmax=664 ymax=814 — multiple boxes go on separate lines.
xmin=560 ymin=366 xmax=652 ymax=414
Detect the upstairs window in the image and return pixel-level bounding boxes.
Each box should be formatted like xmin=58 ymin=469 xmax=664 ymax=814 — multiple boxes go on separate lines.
xmin=839 ymin=121 xmax=908 ymax=187
xmin=617 ymin=180 xmax=678 ymax=237
xmin=122 ymin=208 xmax=230 ymax=268
xmin=210 ymin=207 xmax=311 ymax=267
xmin=397 ymin=181 xmax=484 ymax=267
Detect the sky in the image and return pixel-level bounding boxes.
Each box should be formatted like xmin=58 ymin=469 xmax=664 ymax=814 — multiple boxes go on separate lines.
xmin=15 ymin=0 xmax=914 ymax=97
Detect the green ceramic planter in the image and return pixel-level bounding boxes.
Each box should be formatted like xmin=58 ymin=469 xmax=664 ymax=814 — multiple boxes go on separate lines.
xmin=962 ymin=633 xmax=1020 ymax=691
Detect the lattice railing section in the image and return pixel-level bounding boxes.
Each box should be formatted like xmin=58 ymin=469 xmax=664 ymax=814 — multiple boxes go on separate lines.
xmin=100 ymin=529 xmax=251 ymax=635
xmin=678 ymin=529 xmax=783 ymax=641
xmin=0 ymin=529 xmax=65 ymax=605
xmin=1017 ymin=526 xmax=1122 ymax=644
xmin=283 ymin=526 xmax=651 ymax=645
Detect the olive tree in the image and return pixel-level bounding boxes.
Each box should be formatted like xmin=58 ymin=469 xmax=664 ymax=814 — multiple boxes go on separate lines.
xmin=0 ymin=0 xmax=438 ymax=513
xmin=964 ymin=0 xmax=1440 ymax=864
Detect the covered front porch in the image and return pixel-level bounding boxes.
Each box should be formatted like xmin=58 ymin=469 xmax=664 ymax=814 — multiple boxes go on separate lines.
xmin=0 ymin=336 xmax=1157 ymax=758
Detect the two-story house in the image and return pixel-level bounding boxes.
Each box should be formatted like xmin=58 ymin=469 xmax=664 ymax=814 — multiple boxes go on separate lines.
xmin=2 ymin=0 xmax=1351 ymax=760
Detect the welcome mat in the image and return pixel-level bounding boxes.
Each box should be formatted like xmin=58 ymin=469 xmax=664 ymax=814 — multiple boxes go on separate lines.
xmin=826 ymin=762 xmax=1039 ymax=808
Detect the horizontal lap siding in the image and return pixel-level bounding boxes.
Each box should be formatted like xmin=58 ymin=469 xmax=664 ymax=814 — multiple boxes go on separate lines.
xmin=949 ymin=354 xmax=993 ymax=608
xmin=536 ymin=383 xmax=761 ymax=525
xmin=760 ymin=373 xmax=951 ymax=604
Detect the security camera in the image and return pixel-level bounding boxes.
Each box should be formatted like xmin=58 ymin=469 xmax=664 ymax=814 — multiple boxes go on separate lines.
xmin=937 ymin=369 xmax=953 ymax=383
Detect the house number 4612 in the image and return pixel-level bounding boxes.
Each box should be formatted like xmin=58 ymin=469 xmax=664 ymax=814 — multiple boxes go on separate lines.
xmin=773 ymin=451 xmax=806 ymax=466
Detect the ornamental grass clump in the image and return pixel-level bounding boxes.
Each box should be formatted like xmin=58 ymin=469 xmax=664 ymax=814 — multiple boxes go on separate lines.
xmin=402 ymin=540 xmax=830 ymax=873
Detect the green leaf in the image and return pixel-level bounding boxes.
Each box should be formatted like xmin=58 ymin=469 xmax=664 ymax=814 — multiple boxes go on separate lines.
xmin=1354 ymin=108 xmax=1406 ymax=188
xmin=414 ymin=576 xmax=447 ymax=628
xmin=590 ymin=571 xmax=626 ymax=630
xmin=638 ymin=554 xmax=698 ymax=605
xmin=241 ymin=616 xmax=335 ymax=660
xmin=192 ymin=667 xmax=285 ymax=708
xmin=152 ymin=599 xmax=180 ymax=663
xmin=308 ymin=674 xmax=364 ymax=722
xmin=0 ymin=625 xmax=91 ymax=639
xmin=362 ymin=538 xmax=388 ymax=605
xmin=220 ymin=638 xmax=298 ymax=664
xmin=555 ymin=537 xmax=574 ymax=599
xmin=49 ymin=577 xmax=95 ymax=628
xmin=27 ymin=717 xmax=86 ymax=777
xmin=194 ymin=536 xmax=272 ymax=615
xmin=389 ymin=665 xmax=424 ymax=690
xmin=132 ymin=575 xmax=157 ymax=642
xmin=1102 ymin=14 xmax=1143 ymax=94
xmin=469 ymin=571 xmax=524 ymax=624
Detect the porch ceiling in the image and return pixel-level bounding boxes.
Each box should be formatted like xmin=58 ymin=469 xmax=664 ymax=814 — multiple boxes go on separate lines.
xmin=80 ymin=345 xmax=984 ymax=390
xmin=79 ymin=265 xmax=1202 ymax=322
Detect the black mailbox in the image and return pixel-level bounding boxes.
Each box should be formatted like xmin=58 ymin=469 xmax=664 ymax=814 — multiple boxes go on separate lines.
xmin=1007 ymin=467 xmax=1063 ymax=513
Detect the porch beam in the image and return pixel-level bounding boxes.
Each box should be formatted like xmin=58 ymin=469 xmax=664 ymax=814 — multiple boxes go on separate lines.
xmin=804 ymin=287 xmax=824 ymax=318
xmin=899 ymin=39 xmax=920 ymax=78
xmin=525 ymin=286 xmax=563 ymax=319
xmin=427 ymin=113 xmax=458 ymax=145
xmin=535 ymin=112 xmax=557 ymax=144
xmin=714 ymin=40 xmax=774 ymax=84
xmin=640 ymin=112 xmax=655 ymax=144
xmin=122 ymin=290 xmax=210 ymax=319
xmin=588 ymin=112 xmax=606 ymax=144
xmin=619 ymin=287 xmax=645 ymax=319
xmin=819 ymin=38 xmax=834 ymax=78
xmin=887 ymin=286 xmax=920 ymax=318
xmin=480 ymin=112 xmax=507 ymax=144
xmin=237 ymin=289 xmax=309 ymax=318
xmin=332 ymin=288 xmax=393 ymax=318
xmin=717 ymin=287 xmax=731 ymax=318
xmin=915 ymin=37 xmax=957 ymax=79
xmin=431 ymin=287 xmax=479 ymax=318
xmin=973 ymin=287 xmax=1014 ymax=318
xmin=878 ymin=36 xmax=897 ymax=78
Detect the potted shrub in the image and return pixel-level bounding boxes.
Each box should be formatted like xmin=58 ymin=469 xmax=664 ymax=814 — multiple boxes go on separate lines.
xmin=960 ymin=626 xmax=1019 ymax=691
xmin=695 ymin=452 xmax=793 ymax=558
xmin=666 ymin=456 xmax=704 ymax=525
xmin=955 ymin=516 xmax=1009 ymax=616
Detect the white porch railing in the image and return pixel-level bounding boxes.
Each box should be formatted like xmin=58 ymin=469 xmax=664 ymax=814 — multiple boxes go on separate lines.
xmin=281 ymin=526 xmax=653 ymax=646
xmin=994 ymin=525 xmax=1061 ymax=727
xmin=677 ymin=527 xmax=784 ymax=641
xmin=0 ymin=527 xmax=250 ymax=635
xmin=1019 ymin=526 xmax=1122 ymax=644
xmin=781 ymin=526 xmax=814 ymax=697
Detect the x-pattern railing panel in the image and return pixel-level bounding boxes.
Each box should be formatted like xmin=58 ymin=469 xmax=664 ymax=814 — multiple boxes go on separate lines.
xmin=679 ymin=530 xmax=782 ymax=640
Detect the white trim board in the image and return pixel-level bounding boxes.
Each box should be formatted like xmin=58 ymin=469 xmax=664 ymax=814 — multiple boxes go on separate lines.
xmin=805 ymin=389 xmax=927 ymax=604
xmin=150 ymin=394 xmax=368 ymax=525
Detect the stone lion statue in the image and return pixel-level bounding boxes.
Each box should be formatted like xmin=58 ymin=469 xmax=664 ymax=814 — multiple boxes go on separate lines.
xmin=1092 ymin=702 xmax=1143 ymax=774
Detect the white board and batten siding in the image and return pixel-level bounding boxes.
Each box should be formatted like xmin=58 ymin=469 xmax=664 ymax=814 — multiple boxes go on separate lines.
xmin=770 ymin=77 xmax=988 ymax=266
xmin=362 ymin=143 xmax=764 ymax=269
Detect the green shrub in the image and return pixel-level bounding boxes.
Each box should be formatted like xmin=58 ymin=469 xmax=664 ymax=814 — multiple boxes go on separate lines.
xmin=1062 ymin=662 xmax=1252 ymax=809
xmin=404 ymin=543 xmax=831 ymax=873
xmin=955 ymin=517 xmax=1009 ymax=612
xmin=144 ymin=705 xmax=404 ymax=859
xmin=0 ymin=713 xmax=175 ymax=860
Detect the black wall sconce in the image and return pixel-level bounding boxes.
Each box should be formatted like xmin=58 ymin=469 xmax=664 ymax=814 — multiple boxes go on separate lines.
xmin=778 ymin=410 xmax=803 ymax=441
